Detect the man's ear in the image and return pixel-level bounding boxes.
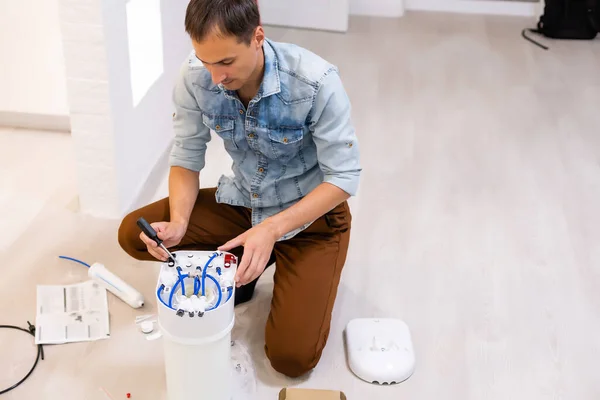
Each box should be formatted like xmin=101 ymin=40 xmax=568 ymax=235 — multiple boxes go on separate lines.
xmin=254 ymin=26 xmax=265 ymax=49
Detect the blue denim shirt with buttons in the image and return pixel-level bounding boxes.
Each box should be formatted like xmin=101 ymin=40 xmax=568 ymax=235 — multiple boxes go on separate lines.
xmin=169 ymin=39 xmax=361 ymax=240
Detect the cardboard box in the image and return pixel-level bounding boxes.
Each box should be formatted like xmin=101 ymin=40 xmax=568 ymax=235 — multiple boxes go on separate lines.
xmin=279 ymin=388 xmax=347 ymax=400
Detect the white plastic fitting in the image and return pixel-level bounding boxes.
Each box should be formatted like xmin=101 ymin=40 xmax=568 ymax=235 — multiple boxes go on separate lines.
xmin=88 ymin=262 xmax=144 ymax=308
xmin=220 ymin=279 xmax=233 ymax=290
xmin=189 ymin=295 xmax=208 ymax=315
xmin=160 ymin=270 xmax=178 ymax=287
xmin=198 ymin=296 xmax=208 ymax=314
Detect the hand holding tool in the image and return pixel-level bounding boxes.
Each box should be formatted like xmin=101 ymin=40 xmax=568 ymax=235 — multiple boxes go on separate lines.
xmin=136 ymin=217 xmax=176 ymax=263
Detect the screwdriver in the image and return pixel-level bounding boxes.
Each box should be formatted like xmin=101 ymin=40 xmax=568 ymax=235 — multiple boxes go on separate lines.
xmin=136 ymin=217 xmax=176 ymax=264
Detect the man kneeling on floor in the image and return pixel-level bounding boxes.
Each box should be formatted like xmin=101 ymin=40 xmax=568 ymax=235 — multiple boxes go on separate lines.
xmin=118 ymin=0 xmax=361 ymax=378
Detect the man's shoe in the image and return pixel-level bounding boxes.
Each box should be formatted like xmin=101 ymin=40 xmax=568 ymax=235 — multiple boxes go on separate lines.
xmin=232 ymin=261 xmax=274 ymax=307
xmin=234 ymin=278 xmax=258 ymax=306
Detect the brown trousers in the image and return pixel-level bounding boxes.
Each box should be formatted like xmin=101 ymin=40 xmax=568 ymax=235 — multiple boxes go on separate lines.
xmin=117 ymin=188 xmax=351 ymax=377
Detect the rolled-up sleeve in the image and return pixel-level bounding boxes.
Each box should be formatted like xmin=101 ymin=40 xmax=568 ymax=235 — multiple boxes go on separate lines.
xmin=169 ymin=63 xmax=211 ymax=172
xmin=309 ymin=68 xmax=362 ymax=196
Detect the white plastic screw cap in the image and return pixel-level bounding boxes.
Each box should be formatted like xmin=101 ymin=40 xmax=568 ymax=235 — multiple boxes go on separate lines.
xmin=140 ymin=321 xmax=154 ymax=334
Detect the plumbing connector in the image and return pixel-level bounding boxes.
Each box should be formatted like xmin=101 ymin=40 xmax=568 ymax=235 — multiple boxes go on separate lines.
xmin=190 ymin=295 xmax=208 ymax=315
xmin=160 ymin=270 xmax=178 ymax=287
xmin=189 ymin=295 xmax=207 ymax=317
xmin=221 ymin=279 xmax=233 ymax=290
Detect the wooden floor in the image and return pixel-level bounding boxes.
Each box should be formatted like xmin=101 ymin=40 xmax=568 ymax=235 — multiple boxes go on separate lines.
xmin=1 ymin=12 xmax=600 ymax=400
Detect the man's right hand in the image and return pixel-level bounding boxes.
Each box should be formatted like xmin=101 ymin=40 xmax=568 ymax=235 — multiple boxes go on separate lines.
xmin=139 ymin=221 xmax=187 ymax=261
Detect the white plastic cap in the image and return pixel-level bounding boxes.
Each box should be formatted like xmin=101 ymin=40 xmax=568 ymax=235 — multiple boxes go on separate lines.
xmin=190 ymin=295 xmax=201 ymax=311
xmin=198 ymin=296 xmax=208 ymax=313
xmin=140 ymin=320 xmax=154 ymax=334
xmin=177 ymin=296 xmax=193 ymax=312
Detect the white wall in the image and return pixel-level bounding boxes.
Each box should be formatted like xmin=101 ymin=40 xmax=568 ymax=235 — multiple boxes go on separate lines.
xmin=106 ymin=0 xmax=191 ymax=216
xmin=0 ymin=0 xmax=69 ymax=117
xmin=259 ymin=0 xmax=350 ymax=32
xmin=60 ymin=0 xmax=191 ymax=218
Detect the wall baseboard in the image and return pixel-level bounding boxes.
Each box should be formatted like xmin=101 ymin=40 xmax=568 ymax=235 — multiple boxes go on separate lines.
xmin=350 ymin=0 xmax=540 ymax=17
xmin=350 ymin=0 xmax=405 ymax=17
xmin=0 ymin=111 xmax=71 ymax=132
xmin=406 ymin=0 xmax=541 ymax=17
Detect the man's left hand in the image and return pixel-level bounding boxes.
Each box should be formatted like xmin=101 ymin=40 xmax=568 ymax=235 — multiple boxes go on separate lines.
xmin=218 ymin=220 xmax=279 ymax=287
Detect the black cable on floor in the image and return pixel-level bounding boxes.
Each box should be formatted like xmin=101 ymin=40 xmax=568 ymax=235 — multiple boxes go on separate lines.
xmin=522 ymin=29 xmax=549 ymax=50
xmin=0 ymin=321 xmax=44 ymax=395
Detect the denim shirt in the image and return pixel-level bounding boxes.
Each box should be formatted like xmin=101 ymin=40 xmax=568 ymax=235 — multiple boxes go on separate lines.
xmin=169 ymin=39 xmax=361 ymax=240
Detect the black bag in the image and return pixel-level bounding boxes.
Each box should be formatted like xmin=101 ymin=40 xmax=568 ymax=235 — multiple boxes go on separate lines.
xmin=523 ymin=0 xmax=600 ymax=49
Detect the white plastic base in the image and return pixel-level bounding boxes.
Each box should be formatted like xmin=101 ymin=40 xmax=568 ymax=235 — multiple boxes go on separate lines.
xmin=162 ymin=321 xmax=233 ymax=400
xmin=157 ymin=250 xmax=238 ymax=400
xmin=345 ymin=318 xmax=416 ymax=385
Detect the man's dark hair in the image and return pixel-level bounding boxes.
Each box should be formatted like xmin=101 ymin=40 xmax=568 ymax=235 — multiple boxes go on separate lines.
xmin=185 ymin=0 xmax=261 ymax=45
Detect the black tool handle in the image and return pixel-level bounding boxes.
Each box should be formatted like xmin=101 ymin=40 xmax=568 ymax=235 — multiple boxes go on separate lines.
xmin=136 ymin=217 xmax=162 ymax=245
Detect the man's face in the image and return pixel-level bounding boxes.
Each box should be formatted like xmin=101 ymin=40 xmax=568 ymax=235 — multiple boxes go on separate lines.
xmin=192 ymin=27 xmax=264 ymax=91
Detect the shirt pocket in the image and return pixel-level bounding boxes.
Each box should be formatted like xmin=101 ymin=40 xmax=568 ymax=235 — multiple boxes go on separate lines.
xmin=267 ymin=126 xmax=304 ymax=162
xmin=202 ymin=115 xmax=237 ymax=150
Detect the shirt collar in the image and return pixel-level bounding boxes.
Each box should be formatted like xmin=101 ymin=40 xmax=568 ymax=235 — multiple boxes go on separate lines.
xmin=221 ymin=39 xmax=280 ymax=100
xmin=258 ymin=39 xmax=280 ymax=98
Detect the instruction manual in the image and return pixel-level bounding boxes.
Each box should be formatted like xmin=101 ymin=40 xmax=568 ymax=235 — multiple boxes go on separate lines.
xmin=35 ymin=280 xmax=110 ymax=345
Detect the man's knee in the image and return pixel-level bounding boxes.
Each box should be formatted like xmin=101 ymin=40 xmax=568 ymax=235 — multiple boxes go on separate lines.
xmin=118 ymin=211 xmax=146 ymax=260
xmin=265 ymin=335 xmax=323 ymax=378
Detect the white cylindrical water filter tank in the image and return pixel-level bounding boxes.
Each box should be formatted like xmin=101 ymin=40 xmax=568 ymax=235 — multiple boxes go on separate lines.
xmin=156 ymin=251 xmax=238 ymax=400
